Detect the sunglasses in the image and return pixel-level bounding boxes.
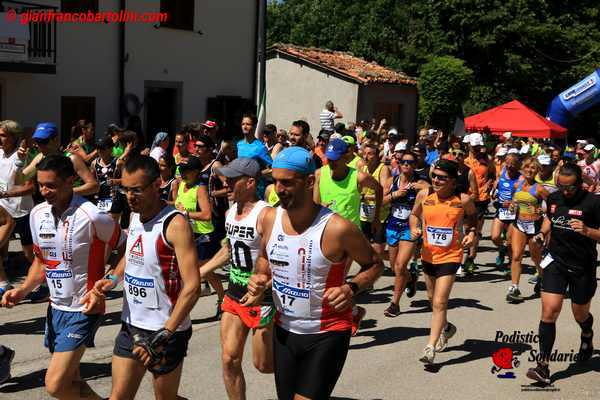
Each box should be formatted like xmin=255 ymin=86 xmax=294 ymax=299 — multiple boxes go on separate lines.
xmin=400 ymin=159 xmax=415 ymax=165
xmin=118 ymin=181 xmax=154 ymax=196
xmin=34 ymin=138 xmax=50 ymax=145
xmin=431 ymin=172 xmax=449 ymax=182
xmin=450 ymin=151 xmax=464 ymax=157
xmin=194 ymin=143 xmax=207 ymax=148
xmin=556 ymin=183 xmax=578 ymax=192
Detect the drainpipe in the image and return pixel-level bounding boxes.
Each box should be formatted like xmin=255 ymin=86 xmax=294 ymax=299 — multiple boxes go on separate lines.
xmin=118 ymin=0 xmax=126 ymax=125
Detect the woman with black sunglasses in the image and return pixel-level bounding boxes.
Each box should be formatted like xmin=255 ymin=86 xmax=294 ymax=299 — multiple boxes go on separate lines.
xmin=383 ymin=151 xmax=429 ymax=317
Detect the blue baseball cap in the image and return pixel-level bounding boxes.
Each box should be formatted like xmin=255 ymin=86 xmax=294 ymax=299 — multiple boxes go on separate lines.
xmin=272 ymin=147 xmax=316 ymax=175
xmin=32 ymin=122 xmax=58 ymax=140
xmin=325 ymin=138 xmax=348 ymax=161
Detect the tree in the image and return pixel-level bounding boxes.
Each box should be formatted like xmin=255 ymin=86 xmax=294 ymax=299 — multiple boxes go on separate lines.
xmin=418 ymin=56 xmax=474 ymax=132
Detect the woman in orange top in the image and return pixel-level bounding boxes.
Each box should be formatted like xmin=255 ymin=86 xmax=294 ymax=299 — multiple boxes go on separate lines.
xmin=410 ymin=159 xmax=477 ymax=364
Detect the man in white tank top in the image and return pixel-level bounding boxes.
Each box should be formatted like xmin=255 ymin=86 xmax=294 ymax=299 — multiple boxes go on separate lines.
xmin=84 ymin=156 xmax=201 ymax=399
xmin=200 ymin=158 xmax=274 ymax=400
xmin=244 ymin=147 xmax=383 ymax=400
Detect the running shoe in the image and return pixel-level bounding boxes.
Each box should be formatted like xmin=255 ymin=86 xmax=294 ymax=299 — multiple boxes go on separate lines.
xmin=27 ymin=284 xmax=49 ymax=303
xmin=200 ymin=283 xmax=212 ymax=297
xmin=578 ymin=330 xmax=594 ymax=362
xmin=435 ymin=322 xmax=457 ymax=352
xmin=528 ymin=273 xmax=539 ymax=285
xmin=384 ymin=302 xmax=400 ymax=317
xmin=464 ymin=258 xmax=476 ymax=275
xmin=419 ymin=344 xmax=435 ymax=364
xmin=533 ymin=281 xmax=541 ymax=295
xmin=526 ymin=363 xmax=551 ymax=385
xmin=409 ymin=260 xmax=419 ymax=272
xmin=0 ymin=345 xmax=15 ymax=385
xmin=405 ymin=272 xmax=418 ymax=298
xmin=456 ymin=265 xmax=465 ymax=278
xmin=506 ymin=286 xmax=523 ymax=303
xmin=351 ymin=306 xmax=367 ymax=336
xmin=495 ymin=246 xmax=506 ymax=267
xmin=501 ymin=266 xmax=511 ymax=277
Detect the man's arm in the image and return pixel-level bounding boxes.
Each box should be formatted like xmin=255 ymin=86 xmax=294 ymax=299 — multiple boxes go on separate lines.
xmin=468 ymin=170 xmax=479 ymax=200
xmin=460 ymin=193 xmax=478 ymax=247
xmin=1 ymin=256 xmax=45 ymax=307
xmin=70 ymin=154 xmax=99 ymax=196
xmin=199 ymin=240 xmax=230 ymax=277
xmin=163 ymin=214 xmax=201 ymax=332
xmin=0 ymin=179 xmax=34 ymax=199
xmin=313 ymin=169 xmax=322 ymax=205
xmin=409 ymin=188 xmax=427 ymax=239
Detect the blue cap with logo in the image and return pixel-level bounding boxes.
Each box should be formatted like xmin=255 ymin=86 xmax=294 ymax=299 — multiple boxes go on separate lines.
xmin=32 ymin=122 xmax=58 ymax=140
xmin=325 ymin=138 xmax=348 ymax=161
xmin=272 ymin=147 xmax=316 ymax=175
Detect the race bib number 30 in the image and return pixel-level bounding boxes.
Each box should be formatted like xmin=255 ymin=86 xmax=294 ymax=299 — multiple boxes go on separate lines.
xmin=426 ymin=226 xmax=453 ymax=246
xmin=46 ymin=268 xmax=75 ymax=299
xmin=124 ymin=273 xmax=159 ymax=309
xmin=272 ymin=279 xmax=310 ymax=317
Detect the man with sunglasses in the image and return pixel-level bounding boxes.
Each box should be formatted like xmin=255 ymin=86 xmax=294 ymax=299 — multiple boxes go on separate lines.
xmin=2 ymin=155 xmax=123 ymax=399
xmin=527 ymin=162 xmax=600 ymax=384
xmin=19 ymin=122 xmax=99 ymax=197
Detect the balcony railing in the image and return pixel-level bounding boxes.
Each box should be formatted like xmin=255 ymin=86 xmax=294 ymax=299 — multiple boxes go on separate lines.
xmin=0 ymin=0 xmax=57 ymax=72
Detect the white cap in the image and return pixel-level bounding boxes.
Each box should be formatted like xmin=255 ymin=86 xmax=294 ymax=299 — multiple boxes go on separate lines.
xmin=388 ymin=128 xmax=399 ymax=136
xmin=330 ymin=133 xmax=343 ymax=140
xmin=502 ymin=131 xmax=512 ymax=139
xmin=462 ymin=134 xmax=471 ymax=143
xmin=469 ymin=133 xmax=484 ymax=146
xmin=507 ymin=148 xmax=519 ymax=155
xmin=576 ymin=139 xmax=588 ymax=145
xmin=584 ymin=144 xmax=595 ymax=152
xmin=496 ymin=147 xmax=508 ymax=157
xmin=520 ymin=144 xmax=530 ymax=154
xmin=394 ymin=142 xmax=407 ymax=152
xmin=538 ymin=155 xmax=552 ymax=166
xmin=428 ymin=128 xmax=436 ymax=135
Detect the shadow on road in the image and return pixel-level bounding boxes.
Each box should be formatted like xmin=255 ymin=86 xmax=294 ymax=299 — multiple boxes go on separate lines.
xmin=0 ymin=361 xmax=110 ymax=393
xmin=402 ymin=297 xmax=493 ymax=315
xmin=350 ymin=325 xmax=429 ymax=350
xmin=0 ymin=311 xmax=122 ymax=336
xmin=550 ymin=351 xmax=600 ymax=383
xmin=423 ymin=339 xmax=531 ymax=372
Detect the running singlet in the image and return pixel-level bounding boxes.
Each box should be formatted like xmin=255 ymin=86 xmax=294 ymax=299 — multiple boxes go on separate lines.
xmin=267 ymin=207 xmax=351 ymax=334
xmin=360 ymin=163 xmax=389 ymax=223
xmin=386 ymin=174 xmax=418 ymax=232
xmin=176 ymin=183 xmax=214 ymax=234
xmin=535 ymin=173 xmax=557 ymax=194
xmin=497 ymin=168 xmax=520 ymax=221
xmin=513 ymin=180 xmax=541 ymax=234
xmin=122 ymin=206 xmax=191 ymax=332
xmin=225 ymin=201 xmax=271 ymax=302
xmin=319 ymin=165 xmax=360 ymax=226
xmin=466 ymin=157 xmax=491 ymax=201
xmin=30 ymin=196 xmax=122 ymax=312
xmin=421 ymin=191 xmax=465 ymax=264
xmin=94 ymin=158 xmax=117 ymax=212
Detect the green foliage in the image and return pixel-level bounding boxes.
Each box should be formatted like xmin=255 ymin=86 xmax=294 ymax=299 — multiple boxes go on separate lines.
xmin=418 ymin=56 xmax=474 ymax=132
xmin=268 ymin=0 xmax=600 ymax=136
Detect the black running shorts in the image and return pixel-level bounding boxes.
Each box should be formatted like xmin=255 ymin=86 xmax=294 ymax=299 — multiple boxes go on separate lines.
xmin=273 ymin=325 xmax=351 ymax=400
xmin=360 ymin=221 xmax=386 ymax=244
xmin=541 ymin=261 xmax=597 ymax=305
xmin=422 ymin=261 xmax=460 ymax=278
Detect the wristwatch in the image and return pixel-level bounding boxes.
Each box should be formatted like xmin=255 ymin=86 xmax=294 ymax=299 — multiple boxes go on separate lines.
xmin=346 ymin=282 xmax=359 ymax=295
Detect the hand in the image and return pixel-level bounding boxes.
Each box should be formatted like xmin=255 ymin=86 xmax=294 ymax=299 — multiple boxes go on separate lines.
xmin=410 ymin=227 xmax=422 ymax=241
xmin=569 ymin=219 xmax=589 ymax=236
xmin=1 ymin=287 xmax=26 ymax=308
xmin=379 ymin=118 xmax=387 ymax=127
xmin=17 ymin=139 xmax=29 ymax=161
xmin=324 ymin=284 xmax=353 ymax=312
xmin=240 ymin=292 xmax=263 ymax=307
xmin=461 ymin=231 xmax=476 ymax=247
xmin=133 ymin=328 xmax=172 ymax=369
xmin=246 ymin=274 xmax=268 ymax=297
xmin=175 ymin=203 xmax=186 ymax=212
xmin=140 ymin=148 xmax=150 ymax=156
xmin=80 ymin=278 xmax=114 ymax=314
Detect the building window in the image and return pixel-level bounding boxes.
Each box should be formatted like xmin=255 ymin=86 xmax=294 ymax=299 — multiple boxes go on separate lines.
xmin=61 ymin=96 xmax=95 ymax=146
xmin=61 ymin=0 xmax=99 ymax=13
xmin=160 ymin=0 xmax=194 ymax=31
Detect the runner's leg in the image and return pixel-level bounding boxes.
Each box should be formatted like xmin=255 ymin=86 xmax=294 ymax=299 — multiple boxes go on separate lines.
xmin=427 ymin=274 xmax=455 ymax=347
xmin=510 ymin=228 xmax=527 ymax=287
xmin=45 ymin=345 xmax=101 ymax=399
xmin=220 ymin=311 xmax=251 ymax=400
xmin=110 ymin=355 xmax=147 ymax=400
xmin=391 ymin=241 xmax=415 ymax=305
xmin=252 ymin=324 xmax=274 ymax=374
xmin=152 ymin=362 xmax=184 ymax=400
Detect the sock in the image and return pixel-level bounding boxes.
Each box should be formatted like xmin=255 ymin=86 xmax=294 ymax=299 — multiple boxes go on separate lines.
xmin=577 ymin=313 xmax=594 ymax=337
xmin=539 ymin=321 xmax=556 ymax=363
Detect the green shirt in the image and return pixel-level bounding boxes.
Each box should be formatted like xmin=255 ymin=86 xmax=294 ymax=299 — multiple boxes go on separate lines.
xmin=175 ymin=183 xmax=214 ymax=234
xmin=319 ymin=165 xmax=361 ymax=226
xmin=112 ymin=143 xmax=125 ymax=158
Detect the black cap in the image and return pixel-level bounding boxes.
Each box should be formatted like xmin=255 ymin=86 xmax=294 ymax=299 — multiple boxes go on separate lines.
xmin=96 ymin=136 xmax=114 ymax=150
xmin=178 ymin=156 xmax=202 ymax=172
xmin=434 ymin=159 xmax=459 ymax=178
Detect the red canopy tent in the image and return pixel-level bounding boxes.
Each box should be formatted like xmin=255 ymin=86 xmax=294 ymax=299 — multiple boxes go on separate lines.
xmin=464 ymin=100 xmax=567 ymax=138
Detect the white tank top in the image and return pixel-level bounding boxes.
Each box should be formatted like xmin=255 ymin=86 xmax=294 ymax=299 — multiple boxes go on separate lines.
xmin=0 ymin=149 xmax=34 ymax=217
xmin=121 ymin=205 xmax=191 ymax=331
xmin=224 ymin=200 xmax=270 ymax=301
xmin=267 ymin=206 xmax=352 ymax=334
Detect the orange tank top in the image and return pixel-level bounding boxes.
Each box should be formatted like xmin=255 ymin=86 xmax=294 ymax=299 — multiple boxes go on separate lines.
xmin=470 ymin=159 xmax=491 ymax=201
xmin=421 ymin=191 xmax=465 ymax=264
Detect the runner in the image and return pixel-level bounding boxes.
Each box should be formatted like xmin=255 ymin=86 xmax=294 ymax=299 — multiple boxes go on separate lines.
xmin=198 ymin=158 xmax=275 ymax=400
xmin=409 ymin=159 xmax=477 ymax=363
xmin=84 ymin=155 xmax=201 ymax=399
xmin=576 ymin=144 xmax=600 ymax=192
xmin=91 ymin=137 xmax=118 ymax=214
xmin=507 ymin=157 xmax=548 ymax=303
xmin=527 ymin=162 xmax=600 ymax=384
xmin=490 ymin=154 xmax=521 ymax=272
xmin=1 ymin=154 xmax=122 ymax=399
xmin=244 ymin=147 xmax=383 ymax=400
xmin=0 ymin=206 xmax=15 ymax=300
xmin=383 ymin=151 xmax=429 ymax=317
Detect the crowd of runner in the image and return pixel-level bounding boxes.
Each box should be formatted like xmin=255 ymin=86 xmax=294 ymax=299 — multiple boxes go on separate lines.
xmin=0 ymin=107 xmax=599 ymax=398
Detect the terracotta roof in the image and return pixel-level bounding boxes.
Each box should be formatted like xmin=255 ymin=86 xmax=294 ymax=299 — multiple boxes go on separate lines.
xmin=269 ymin=44 xmax=416 ymax=86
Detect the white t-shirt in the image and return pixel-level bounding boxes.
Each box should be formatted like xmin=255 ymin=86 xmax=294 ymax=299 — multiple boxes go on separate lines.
xmin=0 ymin=149 xmax=34 ymax=218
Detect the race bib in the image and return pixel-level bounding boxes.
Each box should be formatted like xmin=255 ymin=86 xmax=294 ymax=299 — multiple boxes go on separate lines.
xmin=498 ymin=207 xmax=516 ymax=221
xmin=392 ymin=205 xmax=411 ymax=220
xmin=540 ymin=253 xmax=554 ymax=269
xmin=426 ymin=226 xmax=453 ymax=247
xmin=517 ymin=220 xmax=536 ymax=235
xmin=360 ymin=203 xmax=376 ymax=222
xmin=0 ymin=182 xmax=7 ymax=192
xmin=97 ymin=198 xmax=113 ymax=212
xmin=124 ymin=273 xmax=158 ymax=309
xmin=272 ymin=279 xmax=310 ymax=317
xmin=46 ymin=267 xmax=75 ymax=299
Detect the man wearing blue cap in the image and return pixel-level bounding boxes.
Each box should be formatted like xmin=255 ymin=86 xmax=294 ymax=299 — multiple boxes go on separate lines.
xmin=243 ymin=147 xmax=383 ymax=400
xmin=20 ymin=122 xmax=99 ymax=196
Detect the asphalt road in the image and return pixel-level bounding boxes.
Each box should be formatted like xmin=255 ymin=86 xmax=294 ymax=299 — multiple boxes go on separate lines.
xmin=1 ymin=218 xmax=599 ymax=400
